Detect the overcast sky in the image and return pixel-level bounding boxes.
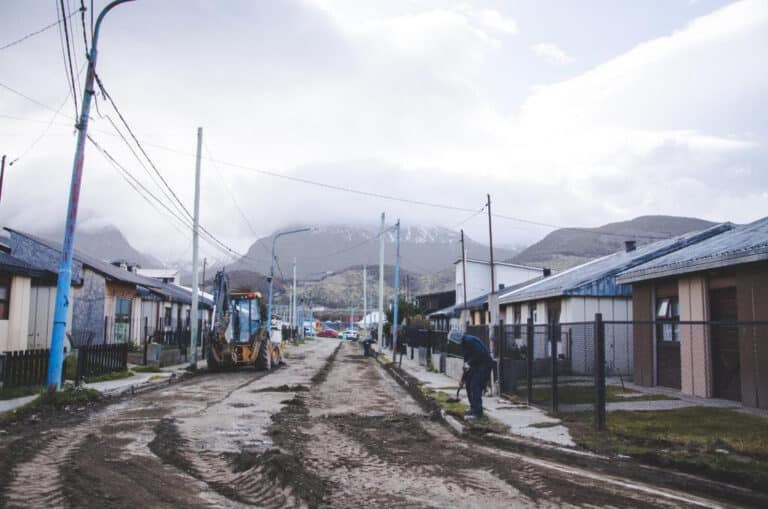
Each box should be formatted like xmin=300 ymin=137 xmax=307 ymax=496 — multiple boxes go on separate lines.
xmin=1 ymin=0 xmax=766 ymax=264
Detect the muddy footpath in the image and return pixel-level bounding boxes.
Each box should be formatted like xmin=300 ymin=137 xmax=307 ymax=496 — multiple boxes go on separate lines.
xmin=0 ymin=340 xmax=735 ymax=508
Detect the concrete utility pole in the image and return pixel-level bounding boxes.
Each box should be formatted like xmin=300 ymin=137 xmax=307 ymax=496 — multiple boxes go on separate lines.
xmin=460 ymin=229 xmax=468 ymax=309
xmin=46 ymin=0 xmax=135 ymax=390
xmin=291 ymin=257 xmax=297 ymax=332
xmin=487 ymin=193 xmax=495 ymax=294
xmin=190 ymin=127 xmax=202 ymax=368
xmin=377 ymin=212 xmax=385 ymax=353
xmin=362 ymin=264 xmax=367 ymax=328
xmin=392 ymin=219 xmax=401 ymax=362
xmin=0 ymin=155 xmax=6 ymax=205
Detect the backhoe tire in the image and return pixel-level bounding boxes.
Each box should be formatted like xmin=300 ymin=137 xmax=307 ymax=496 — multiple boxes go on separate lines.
xmin=256 ymin=338 xmax=271 ymax=371
xmin=208 ymin=348 xmax=220 ymax=372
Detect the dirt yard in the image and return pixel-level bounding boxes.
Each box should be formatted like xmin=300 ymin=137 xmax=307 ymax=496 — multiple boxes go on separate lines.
xmin=0 ymin=340 xmax=732 ymax=508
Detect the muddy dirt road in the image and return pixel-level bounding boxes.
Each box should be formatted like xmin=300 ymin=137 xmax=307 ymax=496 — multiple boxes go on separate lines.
xmin=0 ymin=340 xmax=728 ymax=508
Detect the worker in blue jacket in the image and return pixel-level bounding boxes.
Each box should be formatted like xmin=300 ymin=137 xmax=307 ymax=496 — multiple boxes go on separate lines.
xmin=448 ymin=328 xmax=493 ymax=421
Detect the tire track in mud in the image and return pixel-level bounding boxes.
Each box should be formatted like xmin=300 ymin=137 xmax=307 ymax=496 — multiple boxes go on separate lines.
xmin=4 ymin=427 xmax=84 ymax=508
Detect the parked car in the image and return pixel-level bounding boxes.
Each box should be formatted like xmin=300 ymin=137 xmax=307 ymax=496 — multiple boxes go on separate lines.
xmin=317 ymin=329 xmax=339 ymax=338
xmin=342 ymin=329 xmax=359 ymax=341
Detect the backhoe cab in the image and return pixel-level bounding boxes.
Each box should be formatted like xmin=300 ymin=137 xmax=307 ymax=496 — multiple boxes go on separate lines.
xmin=207 ymin=270 xmax=282 ymax=371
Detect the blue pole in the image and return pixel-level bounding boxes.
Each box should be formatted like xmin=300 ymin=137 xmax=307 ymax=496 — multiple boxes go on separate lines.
xmin=392 ymin=220 xmax=400 ymax=361
xmin=46 ymin=0 xmax=135 ymax=390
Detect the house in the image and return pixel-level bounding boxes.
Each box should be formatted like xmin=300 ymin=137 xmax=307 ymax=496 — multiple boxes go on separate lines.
xmin=414 ymin=290 xmax=455 ymax=317
xmin=496 ymin=223 xmax=732 ymax=376
xmin=5 ymin=228 xmax=211 ymax=349
xmin=0 ymin=252 xmax=65 ymax=351
xmin=616 ymin=216 xmax=768 ymax=409
xmin=455 ymin=258 xmax=543 ymax=304
xmin=137 ymin=268 xmax=180 ymax=285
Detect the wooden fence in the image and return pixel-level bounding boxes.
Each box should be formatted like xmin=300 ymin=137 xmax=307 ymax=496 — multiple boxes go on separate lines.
xmin=76 ymin=343 xmax=129 ymax=385
xmin=0 ymin=349 xmax=61 ymax=388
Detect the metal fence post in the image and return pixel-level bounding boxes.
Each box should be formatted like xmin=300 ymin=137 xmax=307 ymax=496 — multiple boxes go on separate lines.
xmin=594 ymin=313 xmax=606 ymax=431
xmin=143 ymin=317 xmax=149 ymax=365
xmin=526 ymin=318 xmax=534 ymax=405
xmin=551 ymin=323 xmax=559 ymax=413
xmin=497 ymin=319 xmax=504 ymax=393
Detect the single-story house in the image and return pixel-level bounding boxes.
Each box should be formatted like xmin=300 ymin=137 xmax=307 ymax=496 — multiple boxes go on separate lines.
xmin=616 ymin=216 xmax=768 ymax=409
xmin=5 ymin=228 xmax=211 ymax=349
xmin=455 ymin=258 xmax=544 ymax=304
xmin=496 ymin=223 xmax=732 ymax=376
xmin=0 ymin=251 xmax=65 ymax=351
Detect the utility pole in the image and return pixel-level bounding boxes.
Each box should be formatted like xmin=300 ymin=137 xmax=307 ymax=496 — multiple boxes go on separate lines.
xmin=377 ymin=212 xmax=385 ymax=352
xmin=0 ymin=155 xmax=6 ymax=205
xmin=201 ymin=257 xmax=207 ymax=293
xmin=190 ymin=127 xmax=202 ymax=368
xmin=291 ymin=257 xmax=297 ymax=333
xmin=487 ymin=193 xmax=495 ymax=294
xmin=362 ymin=264 xmax=367 ymax=328
xmin=268 ymin=228 xmax=311 ymax=343
xmin=392 ymin=219 xmax=401 ymax=362
xmin=460 ymin=229 xmax=468 ymax=308
xmin=46 ymin=0 xmax=135 ymax=390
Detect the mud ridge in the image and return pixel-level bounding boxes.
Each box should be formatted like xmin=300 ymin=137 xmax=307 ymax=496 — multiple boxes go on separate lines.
xmin=310 ymin=341 xmax=342 ymax=385
xmin=252 ymin=384 xmax=309 ymax=393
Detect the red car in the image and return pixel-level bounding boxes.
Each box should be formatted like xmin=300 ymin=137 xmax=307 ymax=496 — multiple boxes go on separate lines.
xmin=317 ymin=329 xmax=339 ymax=338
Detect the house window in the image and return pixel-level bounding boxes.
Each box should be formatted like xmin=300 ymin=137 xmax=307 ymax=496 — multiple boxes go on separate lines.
xmin=0 ymin=273 xmax=11 ymax=320
xmin=164 ymin=307 xmax=172 ymax=327
xmin=656 ymin=297 xmax=680 ymax=342
xmin=513 ymin=304 xmax=522 ymax=338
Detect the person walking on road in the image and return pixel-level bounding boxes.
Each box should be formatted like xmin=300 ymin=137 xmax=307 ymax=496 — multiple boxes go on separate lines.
xmin=448 ymin=328 xmax=493 ymax=421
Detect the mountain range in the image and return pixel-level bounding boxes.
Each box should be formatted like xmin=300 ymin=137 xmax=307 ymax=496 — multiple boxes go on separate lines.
xmin=18 ymin=215 xmax=721 ymax=307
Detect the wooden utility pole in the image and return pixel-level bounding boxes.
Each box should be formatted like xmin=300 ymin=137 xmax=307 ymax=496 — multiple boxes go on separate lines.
xmin=0 ymin=155 xmax=6 ymax=205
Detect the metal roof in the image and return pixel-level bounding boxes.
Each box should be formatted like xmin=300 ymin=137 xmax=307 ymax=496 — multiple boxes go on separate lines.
xmin=5 ymin=228 xmax=162 ymax=289
xmin=453 ymin=258 xmax=544 ymax=271
xmin=498 ymin=223 xmax=733 ymax=304
xmin=616 ymin=216 xmax=768 ymax=283
xmin=0 ymin=251 xmax=48 ymax=277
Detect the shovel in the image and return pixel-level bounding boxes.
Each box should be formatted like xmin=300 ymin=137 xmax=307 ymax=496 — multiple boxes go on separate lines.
xmin=447 ymin=370 xmax=468 ymax=403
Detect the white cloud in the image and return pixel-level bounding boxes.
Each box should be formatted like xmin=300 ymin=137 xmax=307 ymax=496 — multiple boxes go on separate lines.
xmin=531 ymin=42 xmax=573 ymax=64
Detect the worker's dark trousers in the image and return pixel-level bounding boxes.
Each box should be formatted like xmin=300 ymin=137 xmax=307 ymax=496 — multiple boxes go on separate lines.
xmin=468 ymin=362 xmax=492 ymax=417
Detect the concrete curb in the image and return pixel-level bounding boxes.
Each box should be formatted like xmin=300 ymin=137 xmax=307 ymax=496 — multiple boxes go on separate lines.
xmin=376 ymin=354 xmax=768 ymax=509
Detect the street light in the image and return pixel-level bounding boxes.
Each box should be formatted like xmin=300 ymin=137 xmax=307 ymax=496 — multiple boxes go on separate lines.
xmin=267 ymin=227 xmax=312 ymax=338
xmin=46 ymin=0 xmax=136 ymax=390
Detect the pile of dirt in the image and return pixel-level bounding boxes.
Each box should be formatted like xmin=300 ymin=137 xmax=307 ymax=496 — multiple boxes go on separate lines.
xmin=310 ymin=343 xmax=342 ymax=384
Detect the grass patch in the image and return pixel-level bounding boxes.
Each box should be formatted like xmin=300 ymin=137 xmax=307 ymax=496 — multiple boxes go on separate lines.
xmin=377 ymin=354 xmax=393 ymax=365
xmin=562 ymin=407 xmax=768 ymax=491
xmin=517 ymin=384 xmax=675 ymax=405
xmin=0 ymin=385 xmax=43 ymax=401
xmin=130 ymin=365 xmax=162 ymax=373
xmin=84 ymin=370 xmax=134 ymax=384
xmin=0 ymin=387 xmax=101 ymax=426
xmin=422 ymin=387 xmax=508 ymax=434
xmin=149 ymin=375 xmax=167 ymax=382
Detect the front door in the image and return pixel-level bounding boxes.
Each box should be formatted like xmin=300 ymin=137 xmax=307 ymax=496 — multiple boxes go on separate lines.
xmin=710 ymin=287 xmax=740 ymax=401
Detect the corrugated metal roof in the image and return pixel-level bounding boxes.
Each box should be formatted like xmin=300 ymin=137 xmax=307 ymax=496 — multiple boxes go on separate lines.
xmin=6 ymin=228 xmax=162 ymax=289
xmin=617 ymin=216 xmax=768 ymax=283
xmin=498 ymin=223 xmax=733 ymax=304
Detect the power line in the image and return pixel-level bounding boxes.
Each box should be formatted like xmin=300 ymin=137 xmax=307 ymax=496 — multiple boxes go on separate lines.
xmin=0 ymin=8 xmax=77 ymax=51
xmin=86 ymin=134 xmax=260 ymax=265
xmin=204 ymin=141 xmax=270 ymax=257
xmin=58 ymin=0 xmax=80 ymax=117
xmin=93 ymin=72 xmax=193 ymax=223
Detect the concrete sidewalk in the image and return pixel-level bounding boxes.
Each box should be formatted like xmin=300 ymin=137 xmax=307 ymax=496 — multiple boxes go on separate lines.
xmin=382 ymin=347 xmax=576 ymax=447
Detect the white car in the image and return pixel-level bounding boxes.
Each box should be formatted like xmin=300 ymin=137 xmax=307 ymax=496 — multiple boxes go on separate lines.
xmin=342 ymin=329 xmax=359 ymax=340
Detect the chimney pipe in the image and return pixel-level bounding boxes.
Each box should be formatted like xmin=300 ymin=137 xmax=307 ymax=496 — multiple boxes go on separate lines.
xmin=543 ymin=268 xmax=551 ymax=277
xmin=624 ymin=240 xmax=637 ymax=252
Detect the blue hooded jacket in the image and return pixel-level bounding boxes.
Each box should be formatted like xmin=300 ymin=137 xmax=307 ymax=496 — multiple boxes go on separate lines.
xmin=462 ymin=334 xmax=492 ymax=368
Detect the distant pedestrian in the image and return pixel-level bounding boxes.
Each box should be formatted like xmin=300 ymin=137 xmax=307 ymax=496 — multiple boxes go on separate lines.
xmin=447 ymin=328 xmax=493 ymax=421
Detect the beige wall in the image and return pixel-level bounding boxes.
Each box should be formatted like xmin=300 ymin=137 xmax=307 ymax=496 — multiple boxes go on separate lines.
xmin=0 ymin=275 xmax=32 ymax=352
xmin=678 ymin=275 xmax=712 ymax=398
